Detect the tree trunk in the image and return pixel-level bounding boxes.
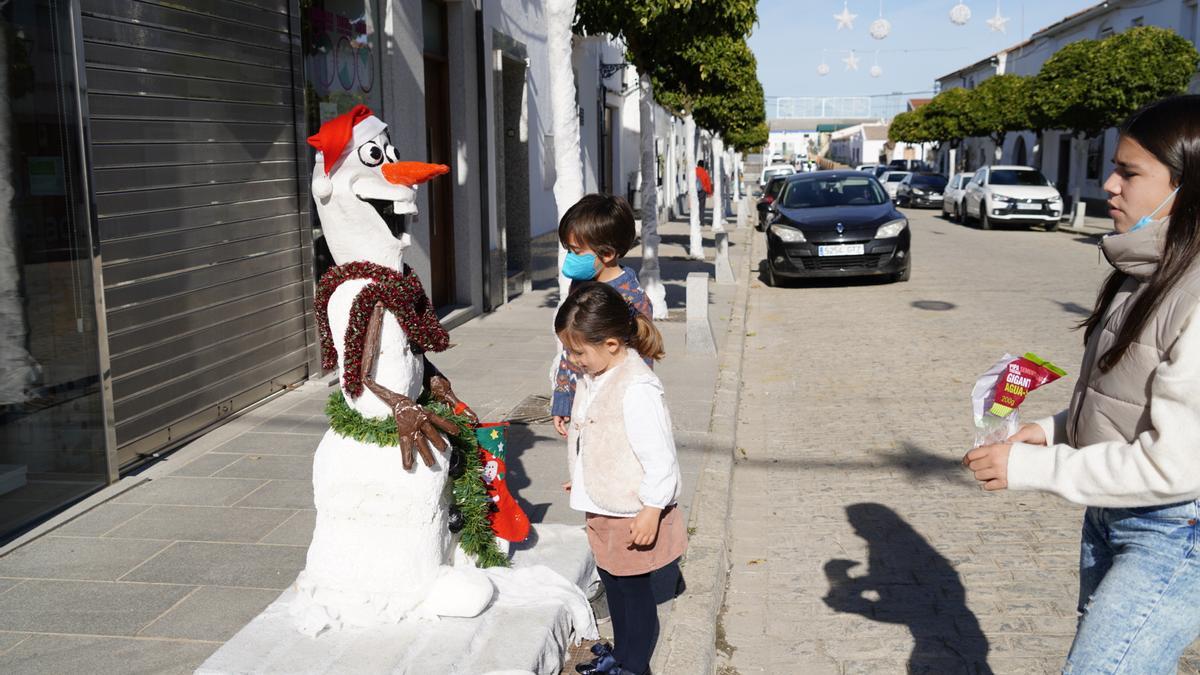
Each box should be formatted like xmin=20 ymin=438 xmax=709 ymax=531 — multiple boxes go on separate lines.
xmin=0 ymin=27 xmax=38 ymax=405
xmin=685 ymin=115 xmax=703 ymax=260
xmin=638 ymin=75 xmax=667 ymax=319
xmin=710 ymin=135 xmax=724 ymax=233
xmin=546 ymin=0 xmax=584 ymax=304
xmin=666 ymin=116 xmax=678 ymax=220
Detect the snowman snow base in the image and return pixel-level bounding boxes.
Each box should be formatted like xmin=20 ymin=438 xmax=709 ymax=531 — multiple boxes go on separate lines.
xmin=196 ymin=524 xmax=598 ymax=675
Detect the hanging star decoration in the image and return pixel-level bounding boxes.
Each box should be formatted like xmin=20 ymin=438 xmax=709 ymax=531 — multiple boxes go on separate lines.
xmin=950 ymin=2 xmax=972 ymax=25
xmin=843 ymin=50 xmax=860 ymax=71
xmin=834 ymin=1 xmax=857 ymax=30
xmin=987 ymin=4 xmax=1010 ymax=32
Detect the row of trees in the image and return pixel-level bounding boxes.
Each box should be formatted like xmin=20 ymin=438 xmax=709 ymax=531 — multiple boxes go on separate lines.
xmin=550 ymin=0 xmax=768 ymax=318
xmin=890 ymin=26 xmax=1199 ymax=172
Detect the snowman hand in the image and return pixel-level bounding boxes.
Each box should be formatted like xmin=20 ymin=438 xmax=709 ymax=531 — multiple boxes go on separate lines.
xmin=429 ymin=375 xmax=479 ymax=424
xmin=392 ymin=398 xmax=448 ymax=470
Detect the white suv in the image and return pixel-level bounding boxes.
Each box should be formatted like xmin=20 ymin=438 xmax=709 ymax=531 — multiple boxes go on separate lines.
xmin=759 ymin=163 xmax=796 ymax=190
xmin=962 ymin=165 xmax=1063 ymax=231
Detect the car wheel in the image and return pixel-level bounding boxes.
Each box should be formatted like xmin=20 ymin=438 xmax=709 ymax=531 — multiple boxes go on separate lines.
xmin=764 ymin=261 xmax=777 ymax=287
xmin=894 ymin=258 xmax=911 ymax=283
xmin=979 ymin=202 xmax=992 ymax=230
xmin=1044 ymin=220 xmax=1059 ymax=233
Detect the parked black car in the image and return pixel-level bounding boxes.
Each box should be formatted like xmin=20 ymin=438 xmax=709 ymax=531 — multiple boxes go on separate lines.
xmin=755 ymin=175 xmax=789 ymax=230
xmin=763 ymin=171 xmax=911 ymax=286
xmin=895 ymin=172 xmax=949 ymax=208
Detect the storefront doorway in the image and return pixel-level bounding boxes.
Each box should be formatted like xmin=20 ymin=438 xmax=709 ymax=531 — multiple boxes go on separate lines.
xmin=423 ymin=0 xmax=455 ymax=307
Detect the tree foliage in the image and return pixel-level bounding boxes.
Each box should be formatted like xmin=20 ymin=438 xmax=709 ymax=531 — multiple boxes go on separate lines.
xmin=576 ymin=0 xmax=766 ymax=150
xmin=1031 ymin=26 xmax=1199 ymax=136
xmin=963 ymin=74 xmax=1031 ymax=145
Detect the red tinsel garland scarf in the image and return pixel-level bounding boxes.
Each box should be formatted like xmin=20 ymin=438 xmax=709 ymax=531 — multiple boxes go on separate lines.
xmin=316 ymin=261 xmax=450 ymax=398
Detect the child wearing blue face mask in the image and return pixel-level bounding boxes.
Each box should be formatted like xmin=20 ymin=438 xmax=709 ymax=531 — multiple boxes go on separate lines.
xmin=552 ymin=195 xmax=653 ymax=438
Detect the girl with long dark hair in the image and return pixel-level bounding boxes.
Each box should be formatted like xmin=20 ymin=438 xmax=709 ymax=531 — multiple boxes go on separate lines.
xmin=965 ymin=95 xmax=1200 ymax=672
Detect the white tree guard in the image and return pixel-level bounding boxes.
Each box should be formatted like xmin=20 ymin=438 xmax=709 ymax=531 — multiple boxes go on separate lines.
xmin=546 ymin=0 xmax=584 ymax=306
xmin=0 ymin=29 xmax=39 ymax=405
xmin=685 ymin=115 xmax=703 ymax=260
xmin=710 ymin=136 xmax=725 ymax=234
xmin=638 ymin=76 xmax=667 ymax=320
xmin=665 ymin=117 xmax=678 ymax=220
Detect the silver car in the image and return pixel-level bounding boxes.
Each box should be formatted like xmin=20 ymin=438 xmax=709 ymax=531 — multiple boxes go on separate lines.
xmin=879 ymin=171 xmax=910 ymax=199
xmin=941 ymin=172 xmax=975 ymax=222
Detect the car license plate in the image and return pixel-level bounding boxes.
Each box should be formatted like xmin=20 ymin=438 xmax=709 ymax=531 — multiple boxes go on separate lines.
xmin=1017 ymin=202 xmax=1042 ymax=211
xmin=818 ymin=244 xmax=865 ymax=257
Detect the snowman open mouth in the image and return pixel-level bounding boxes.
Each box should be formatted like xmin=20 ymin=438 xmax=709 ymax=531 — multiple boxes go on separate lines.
xmin=360 ymin=196 xmax=406 ymax=237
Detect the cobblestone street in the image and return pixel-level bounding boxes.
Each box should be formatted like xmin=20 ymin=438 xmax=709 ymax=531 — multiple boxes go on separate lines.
xmin=720 ymin=209 xmax=1200 ymax=674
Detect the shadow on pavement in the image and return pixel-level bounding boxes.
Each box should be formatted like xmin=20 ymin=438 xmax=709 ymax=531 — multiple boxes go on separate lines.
xmin=1053 ymin=299 xmax=1091 ymax=317
xmin=505 ymin=422 xmax=555 ymax=525
xmin=755 ymin=260 xmax=897 ymax=290
xmin=823 ymin=503 xmax=993 ymax=674
xmin=734 ymin=442 xmax=972 ymax=486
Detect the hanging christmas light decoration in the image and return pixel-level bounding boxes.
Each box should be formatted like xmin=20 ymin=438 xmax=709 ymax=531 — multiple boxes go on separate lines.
xmin=949 ymin=2 xmax=972 ymax=25
xmin=870 ymin=51 xmax=883 ymax=78
xmin=843 ymin=50 xmax=861 ymax=71
xmin=833 ymin=0 xmax=857 ymax=30
xmin=870 ymin=1 xmax=891 ymax=40
xmin=987 ymin=1 xmax=1010 ymax=32
xmin=817 ymin=49 xmax=831 ymax=76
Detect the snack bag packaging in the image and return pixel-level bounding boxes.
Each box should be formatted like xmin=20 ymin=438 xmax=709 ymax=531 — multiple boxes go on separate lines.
xmin=972 ymin=353 xmax=1066 ymax=447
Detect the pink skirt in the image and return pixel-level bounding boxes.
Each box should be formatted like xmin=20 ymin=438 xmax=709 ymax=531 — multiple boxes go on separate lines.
xmin=585 ymin=505 xmax=689 ymax=576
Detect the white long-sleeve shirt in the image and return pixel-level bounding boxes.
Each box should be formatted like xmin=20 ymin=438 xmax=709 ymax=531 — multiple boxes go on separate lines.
xmin=569 ymin=366 xmax=680 ymax=517
xmin=1008 ymin=303 xmax=1200 ymax=507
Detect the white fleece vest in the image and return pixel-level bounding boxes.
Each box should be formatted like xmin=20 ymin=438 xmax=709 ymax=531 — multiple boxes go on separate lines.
xmin=1070 ymin=221 xmax=1200 ymax=447
xmin=567 ymin=355 xmax=655 ymax=514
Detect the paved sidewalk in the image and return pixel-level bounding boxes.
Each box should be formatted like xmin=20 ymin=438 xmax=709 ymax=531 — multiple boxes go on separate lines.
xmin=0 ymin=216 xmax=749 ymax=674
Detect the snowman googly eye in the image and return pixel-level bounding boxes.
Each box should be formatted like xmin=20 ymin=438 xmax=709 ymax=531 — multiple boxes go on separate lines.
xmin=384 ymin=144 xmax=399 ymax=162
xmin=358 ymin=142 xmax=384 ymax=167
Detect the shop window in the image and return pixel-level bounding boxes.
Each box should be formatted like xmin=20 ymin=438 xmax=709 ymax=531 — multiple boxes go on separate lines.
xmin=1 ymin=0 xmax=109 ymax=542
xmin=302 ymin=1 xmax=385 ymax=141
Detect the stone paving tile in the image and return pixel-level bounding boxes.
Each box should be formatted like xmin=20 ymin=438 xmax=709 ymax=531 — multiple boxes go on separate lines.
xmin=121 ymin=541 xmax=306 ymax=589
xmin=717 ymin=211 xmax=1169 ymax=673
xmin=0 ymin=631 xmax=29 ymax=654
xmin=0 ymin=536 xmax=170 ymax=581
xmin=0 ymin=634 xmax=217 ymax=674
xmin=114 ymin=476 xmax=266 ymax=507
xmin=167 ymin=452 xmax=244 ymax=477
xmin=0 ymin=579 xmax=194 ymax=635
xmin=232 ymin=479 xmax=315 ymax=510
xmin=211 ymin=431 xmax=322 ymax=456
xmin=257 ymin=509 xmax=316 ymax=546
xmin=138 ymin=585 xmax=281 ymax=641
xmin=213 ymin=454 xmax=313 ymax=481
xmin=50 ymin=503 xmax=151 ymax=536
xmin=104 ymin=505 xmax=296 ymax=544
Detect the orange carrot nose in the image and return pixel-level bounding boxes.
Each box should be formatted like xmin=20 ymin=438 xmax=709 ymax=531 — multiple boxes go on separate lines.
xmin=382 ymin=162 xmax=450 ymax=187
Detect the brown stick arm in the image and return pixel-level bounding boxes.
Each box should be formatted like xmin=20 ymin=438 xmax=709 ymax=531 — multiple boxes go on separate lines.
xmin=358 ymin=302 xmax=457 ymax=469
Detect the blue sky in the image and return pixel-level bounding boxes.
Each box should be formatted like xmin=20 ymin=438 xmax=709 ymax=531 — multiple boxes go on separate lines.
xmin=749 ymin=0 xmax=1098 ymax=100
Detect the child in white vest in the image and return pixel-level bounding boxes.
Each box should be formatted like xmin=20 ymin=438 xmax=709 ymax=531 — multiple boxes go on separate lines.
xmin=556 ymin=282 xmax=686 ymax=675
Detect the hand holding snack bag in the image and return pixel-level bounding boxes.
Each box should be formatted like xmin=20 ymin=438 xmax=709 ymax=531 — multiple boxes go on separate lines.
xmin=972 ymin=353 xmax=1066 ymax=448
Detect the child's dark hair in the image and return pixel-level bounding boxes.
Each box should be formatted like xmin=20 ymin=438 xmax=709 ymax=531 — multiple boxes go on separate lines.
xmin=554 ymin=282 xmax=664 ymax=361
xmin=557 ymin=193 xmax=637 ymax=260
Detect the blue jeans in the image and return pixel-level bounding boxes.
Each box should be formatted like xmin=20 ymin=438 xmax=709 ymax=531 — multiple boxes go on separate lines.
xmin=1064 ymin=500 xmax=1200 ymax=674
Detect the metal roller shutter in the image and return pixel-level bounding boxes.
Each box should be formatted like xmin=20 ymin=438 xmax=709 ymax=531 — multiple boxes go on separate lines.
xmin=80 ymin=0 xmax=315 ymax=466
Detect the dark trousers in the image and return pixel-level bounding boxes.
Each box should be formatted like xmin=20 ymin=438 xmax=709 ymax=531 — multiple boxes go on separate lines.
xmin=598 ymin=567 xmax=658 ymax=675
xmin=697 ymin=190 xmax=707 ymax=215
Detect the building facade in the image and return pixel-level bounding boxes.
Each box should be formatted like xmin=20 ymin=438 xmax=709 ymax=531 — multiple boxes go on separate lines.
xmin=0 ymin=0 xmax=642 ymax=541
xmin=936 ymin=0 xmax=1200 ymax=213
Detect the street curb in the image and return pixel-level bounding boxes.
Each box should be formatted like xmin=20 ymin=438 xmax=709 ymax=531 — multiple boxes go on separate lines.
xmin=656 ymin=226 xmax=753 ymax=675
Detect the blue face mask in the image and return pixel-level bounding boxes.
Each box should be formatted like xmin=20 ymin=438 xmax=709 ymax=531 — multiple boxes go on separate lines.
xmin=562 ymin=251 xmax=599 ymax=280
xmin=1130 ymin=186 xmax=1180 ymax=232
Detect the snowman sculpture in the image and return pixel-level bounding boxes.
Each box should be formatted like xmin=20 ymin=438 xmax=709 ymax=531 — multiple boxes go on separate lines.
xmin=290 ymin=105 xmax=494 ymax=636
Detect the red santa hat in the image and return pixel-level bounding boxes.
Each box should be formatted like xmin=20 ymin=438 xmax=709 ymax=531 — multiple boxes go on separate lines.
xmin=307 ymin=104 xmax=388 ymax=176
